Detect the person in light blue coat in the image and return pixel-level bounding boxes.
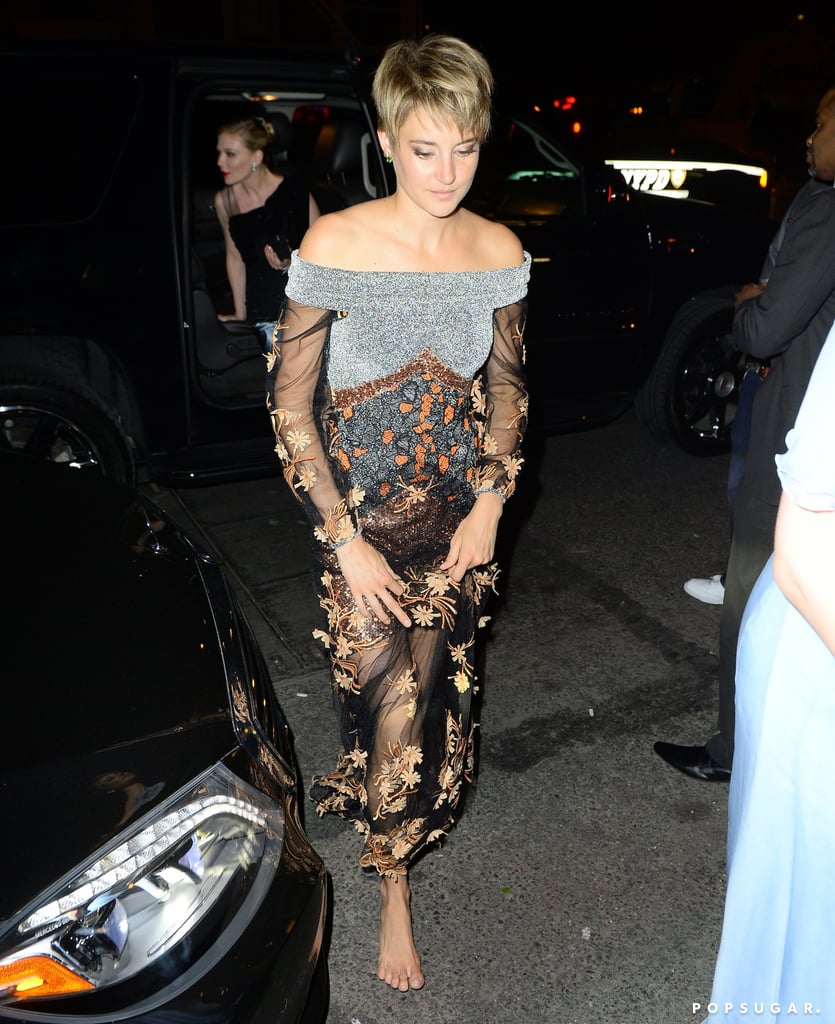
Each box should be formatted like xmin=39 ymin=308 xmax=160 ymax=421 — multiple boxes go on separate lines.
xmin=703 ymin=313 xmax=835 ymax=1023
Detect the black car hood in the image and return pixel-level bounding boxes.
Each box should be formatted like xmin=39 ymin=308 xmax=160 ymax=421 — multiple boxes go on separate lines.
xmin=1 ymin=455 xmax=236 ymax=919
xmin=633 ymin=182 xmax=778 ymax=235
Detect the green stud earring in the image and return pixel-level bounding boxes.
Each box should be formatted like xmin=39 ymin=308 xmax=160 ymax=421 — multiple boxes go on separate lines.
xmin=385 ymin=153 xmax=393 ymax=164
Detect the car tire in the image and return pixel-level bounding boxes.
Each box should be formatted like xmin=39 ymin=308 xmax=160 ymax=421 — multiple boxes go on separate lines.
xmin=0 ymin=374 xmax=135 ymax=483
xmin=636 ymin=288 xmax=742 ymax=456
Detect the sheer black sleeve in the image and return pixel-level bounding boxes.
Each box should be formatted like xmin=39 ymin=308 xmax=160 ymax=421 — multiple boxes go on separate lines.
xmin=265 ymin=298 xmax=362 ymax=548
xmin=471 ymin=298 xmax=528 ymax=501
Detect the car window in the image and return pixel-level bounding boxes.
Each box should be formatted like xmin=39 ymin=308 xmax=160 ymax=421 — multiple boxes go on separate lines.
xmin=1 ymin=72 xmax=138 ymax=225
xmin=469 ymin=115 xmax=583 ymax=220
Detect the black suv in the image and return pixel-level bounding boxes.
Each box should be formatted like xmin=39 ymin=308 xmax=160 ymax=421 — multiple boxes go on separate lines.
xmin=0 ymin=45 xmax=775 ymax=485
xmin=0 ymin=40 xmax=387 ymax=485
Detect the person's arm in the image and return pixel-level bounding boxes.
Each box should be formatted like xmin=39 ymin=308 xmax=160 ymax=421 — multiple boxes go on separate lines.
xmin=267 ymin=299 xmax=347 ymax=533
xmin=266 ymin=297 xmax=410 ymax=625
xmin=733 ymin=190 xmax=835 ymax=360
xmin=223 ymin=244 xmax=247 ymax=320
xmin=771 ymin=322 xmax=835 ymax=654
xmin=734 ymin=280 xmax=766 ymax=310
xmin=214 ymin=190 xmax=247 ymax=320
xmin=441 ymin=294 xmax=528 ymax=581
xmin=472 ymin=298 xmax=528 ymax=501
xmin=772 ymin=489 xmax=835 ymax=656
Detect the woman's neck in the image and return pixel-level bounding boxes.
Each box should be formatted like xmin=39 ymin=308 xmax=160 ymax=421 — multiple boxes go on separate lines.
xmin=236 ymin=167 xmax=280 ymax=207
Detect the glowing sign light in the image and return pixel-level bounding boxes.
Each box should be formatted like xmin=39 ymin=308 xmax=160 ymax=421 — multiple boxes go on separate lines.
xmin=605 ymin=158 xmax=768 ymax=200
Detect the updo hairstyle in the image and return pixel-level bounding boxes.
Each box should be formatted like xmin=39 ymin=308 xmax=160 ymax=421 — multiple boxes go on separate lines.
xmin=218 ymin=115 xmax=276 ymax=156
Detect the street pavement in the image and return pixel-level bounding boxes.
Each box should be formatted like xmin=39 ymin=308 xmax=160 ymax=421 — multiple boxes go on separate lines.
xmin=144 ymin=405 xmax=734 ymax=1024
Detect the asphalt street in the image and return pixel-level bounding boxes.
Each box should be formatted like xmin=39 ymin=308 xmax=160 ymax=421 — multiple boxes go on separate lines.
xmin=144 ymin=404 xmax=735 ymax=1024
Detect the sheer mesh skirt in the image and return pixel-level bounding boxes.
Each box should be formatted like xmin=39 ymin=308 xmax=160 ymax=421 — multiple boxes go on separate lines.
xmin=309 ymin=502 xmax=497 ymax=877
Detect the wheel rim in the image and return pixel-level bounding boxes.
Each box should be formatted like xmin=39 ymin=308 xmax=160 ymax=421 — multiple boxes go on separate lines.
xmin=0 ymin=403 xmax=103 ymax=470
xmin=675 ymin=332 xmax=744 ymax=448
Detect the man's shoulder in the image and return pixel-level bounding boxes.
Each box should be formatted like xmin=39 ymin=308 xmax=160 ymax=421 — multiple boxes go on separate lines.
xmin=792 ymin=177 xmax=835 ymax=209
xmin=783 ymin=179 xmax=835 ymax=233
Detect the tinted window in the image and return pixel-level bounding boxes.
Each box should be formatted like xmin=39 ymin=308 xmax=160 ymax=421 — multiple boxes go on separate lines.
xmin=469 ymin=115 xmax=583 ymax=219
xmin=1 ymin=70 xmax=139 ymax=225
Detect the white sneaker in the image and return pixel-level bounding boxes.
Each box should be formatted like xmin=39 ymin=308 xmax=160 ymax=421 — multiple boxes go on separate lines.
xmin=683 ymin=574 xmax=725 ymax=605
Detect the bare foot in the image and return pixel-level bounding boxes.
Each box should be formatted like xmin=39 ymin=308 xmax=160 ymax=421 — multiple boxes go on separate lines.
xmin=377 ymin=874 xmax=425 ymax=991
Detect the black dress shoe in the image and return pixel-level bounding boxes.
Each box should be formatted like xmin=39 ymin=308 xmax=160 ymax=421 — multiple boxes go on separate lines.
xmin=653 ymin=741 xmax=731 ymax=782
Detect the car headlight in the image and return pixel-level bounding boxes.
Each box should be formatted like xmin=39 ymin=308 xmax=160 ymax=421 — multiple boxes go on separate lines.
xmin=0 ymin=763 xmax=283 ymax=1005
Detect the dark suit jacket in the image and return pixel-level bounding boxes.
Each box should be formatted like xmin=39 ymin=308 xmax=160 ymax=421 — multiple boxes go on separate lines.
xmin=733 ymin=177 xmax=835 ymax=508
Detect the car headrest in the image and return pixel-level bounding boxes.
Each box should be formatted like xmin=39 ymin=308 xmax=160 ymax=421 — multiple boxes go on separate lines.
xmin=313 ymin=119 xmax=367 ymax=180
xmin=268 ymin=112 xmax=292 ymax=159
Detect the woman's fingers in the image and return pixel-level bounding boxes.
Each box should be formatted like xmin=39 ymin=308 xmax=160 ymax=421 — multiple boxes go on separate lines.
xmin=339 ymin=540 xmax=411 ymax=626
xmin=441 ymin=540 xmax=480 ymax=582
xmin=361 ymin=589 xmax=411 ymax=627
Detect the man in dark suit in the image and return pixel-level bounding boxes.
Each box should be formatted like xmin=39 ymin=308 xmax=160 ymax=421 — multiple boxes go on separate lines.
xmin=654 ymin=85 xmax=835 ymax=781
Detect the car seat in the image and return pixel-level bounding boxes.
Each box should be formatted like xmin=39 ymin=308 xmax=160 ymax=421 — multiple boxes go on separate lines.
xmin=267 ymin=111 xmax=293 ymax=168
xmin=189 ymin=249 xmax=264 ymax=403
xmin=310 ymin=117 xmax=376 ymax=212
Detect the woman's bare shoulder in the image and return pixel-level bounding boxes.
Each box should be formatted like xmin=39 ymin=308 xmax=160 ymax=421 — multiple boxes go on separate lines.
xmin=298 ymin=201 xmax=385 ymax=267
xmin=464 ymin=212 xmax=525 ymax=269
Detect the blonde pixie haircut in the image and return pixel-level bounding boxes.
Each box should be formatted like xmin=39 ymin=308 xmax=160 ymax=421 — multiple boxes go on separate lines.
xmin=372 ymin=34 xmax=494 ymax=144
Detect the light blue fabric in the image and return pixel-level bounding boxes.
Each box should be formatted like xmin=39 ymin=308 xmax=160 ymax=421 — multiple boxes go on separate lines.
xmin=254 ymin=320 xmax=277 ymax=354
xmin=704 ymin=322 xmax=835 ymax=1023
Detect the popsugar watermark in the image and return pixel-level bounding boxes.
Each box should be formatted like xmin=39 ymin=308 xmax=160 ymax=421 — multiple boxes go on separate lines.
xmin=692 ymin=1003 xmax=822 ymax=1016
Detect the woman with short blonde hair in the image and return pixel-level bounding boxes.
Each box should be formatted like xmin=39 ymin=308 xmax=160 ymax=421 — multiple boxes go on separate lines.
xmin=266 ymin=34 xmax=529 ymax=993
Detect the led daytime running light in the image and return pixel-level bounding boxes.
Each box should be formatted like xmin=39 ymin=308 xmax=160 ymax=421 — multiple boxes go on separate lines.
xmin=20 ymin=794 xmax=268 ymax=934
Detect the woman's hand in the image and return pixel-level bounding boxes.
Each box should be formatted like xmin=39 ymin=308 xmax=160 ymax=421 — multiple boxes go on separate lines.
xmin=336 ymin=534 xmax=411 ymax=627
xmin=440 ymin=492 xmax=503 ymax=582
xmin=264 ymin=244 xmax=291 ymax=271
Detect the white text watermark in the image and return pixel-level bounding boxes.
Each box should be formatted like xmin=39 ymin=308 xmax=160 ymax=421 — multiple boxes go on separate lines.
xmin=693 ymin=1003 xmax=821 ymax=1016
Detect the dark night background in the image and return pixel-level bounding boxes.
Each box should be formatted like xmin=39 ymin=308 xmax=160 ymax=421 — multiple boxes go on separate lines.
xmin=5 ymin=0 xmax=835 ymax=213
xmin=422 ymin=0 xmax=835 ymax=216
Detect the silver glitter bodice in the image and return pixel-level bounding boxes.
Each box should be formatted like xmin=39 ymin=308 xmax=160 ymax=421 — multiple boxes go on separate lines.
xmin=285 ymin=252 xmax=531 ymax=389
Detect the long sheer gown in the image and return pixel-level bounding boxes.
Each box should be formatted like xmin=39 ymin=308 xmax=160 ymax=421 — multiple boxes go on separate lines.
xmin=705 ymin=323 xmax=835 ymax=1022
xmin=266 ymin=252 xmax=530 ymax=877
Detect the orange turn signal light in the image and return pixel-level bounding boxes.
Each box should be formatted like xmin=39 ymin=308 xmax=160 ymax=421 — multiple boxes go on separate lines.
xmin=0 ymin=957 xmax=94 ymax=999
